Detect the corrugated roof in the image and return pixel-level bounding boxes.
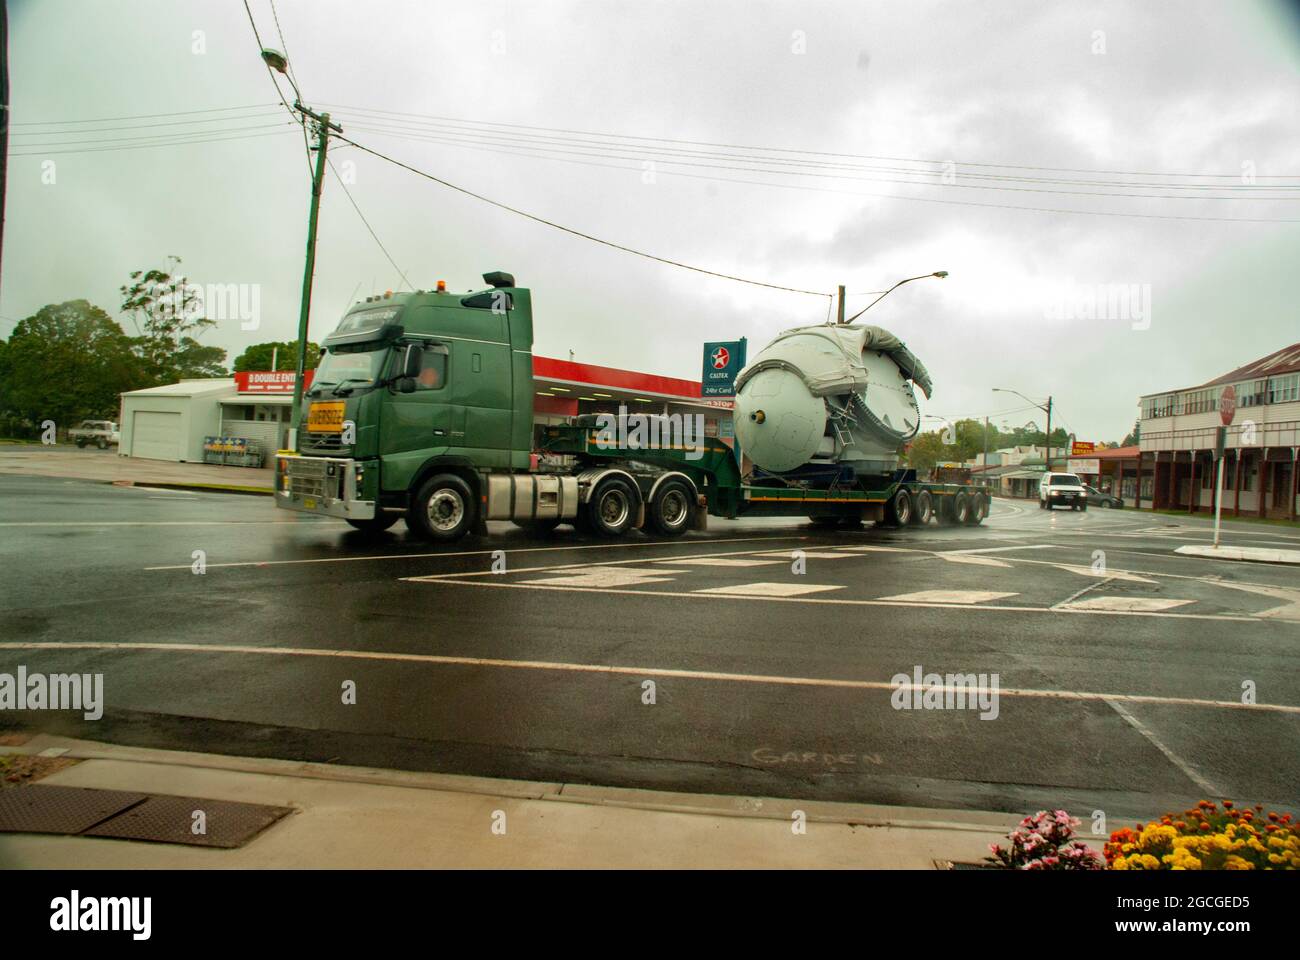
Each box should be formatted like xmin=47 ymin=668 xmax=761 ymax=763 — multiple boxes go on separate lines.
xmin=122 ymin=379 xmax=235 ymax=398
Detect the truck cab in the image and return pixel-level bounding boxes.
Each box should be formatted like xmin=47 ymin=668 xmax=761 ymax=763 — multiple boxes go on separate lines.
xmin=276 ymin=271 xmax=541 ymax=537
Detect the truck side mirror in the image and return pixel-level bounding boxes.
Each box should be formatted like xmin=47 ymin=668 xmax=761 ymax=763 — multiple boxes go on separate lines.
xmin=402 ymin=344 xmax=423 ymax=379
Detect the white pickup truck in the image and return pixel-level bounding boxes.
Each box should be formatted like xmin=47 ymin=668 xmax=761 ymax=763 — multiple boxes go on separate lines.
xmin=68 ymin=420 xmax=120 ymax=449
xmin=1039 ymin=471 xmax=1088 ymax=511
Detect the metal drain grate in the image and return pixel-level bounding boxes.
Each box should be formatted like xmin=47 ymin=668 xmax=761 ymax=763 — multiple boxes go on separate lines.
xmin=85 ymin=794 xmax=294 ymax=848
xmin=0 ymin=785 xmax=147 ymax=835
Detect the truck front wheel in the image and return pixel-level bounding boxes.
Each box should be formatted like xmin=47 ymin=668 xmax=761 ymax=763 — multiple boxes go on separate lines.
xmin=586 ymin=478 xmax=636 ymax=537
xmin=648 ymin=479 xmax=693 ymax=537
xmin=408 ymin=473 xmax=476 ymax=542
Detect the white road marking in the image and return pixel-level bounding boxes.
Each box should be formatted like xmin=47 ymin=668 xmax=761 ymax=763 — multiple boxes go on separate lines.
xmin=656 ymin=557 xmax=783 ymax=567
xmin=143 ymin=535 xmax=803 ymax=571
xmin=1061 ymin=597 xmax=1194 ymax=613
xmin=1105 ymin=699 xmax=1224 ymax=796
xmin=833 ymin=545 xmax=920 ymax=553
xmin=408 ymin=578 xmax=1258 ymax=621
xmin=527 ymin=568 xmax=686 ymax=588
xmin=0 ymin=640 xmax=1292 ymax=714
xmin=878 ymin=590 xmax=1020 ymax=604
xmin=935 ymin=554 xmax=1012 ymax=568
xmin=1051 ymin=564 xmax=1158 ymax=585
xmin=937 ymin=545 xmax=1058 ymax=556
xmin=753 ymin=550 xmax=858 ymax=559
xmin=692 ymin=582 xmax=844 ymax=597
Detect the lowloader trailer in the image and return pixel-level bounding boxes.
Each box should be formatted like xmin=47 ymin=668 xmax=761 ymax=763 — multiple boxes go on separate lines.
xmin=275 ymin=272 xmax=989 ymax=541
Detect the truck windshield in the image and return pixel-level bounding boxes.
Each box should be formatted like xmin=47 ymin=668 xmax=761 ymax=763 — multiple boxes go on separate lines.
xmin=312 ymin=346 xmax=390 ymax=393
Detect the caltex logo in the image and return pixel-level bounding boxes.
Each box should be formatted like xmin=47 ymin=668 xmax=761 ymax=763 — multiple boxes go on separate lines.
xmin=711 ymin=346 xmax=730 ymax=369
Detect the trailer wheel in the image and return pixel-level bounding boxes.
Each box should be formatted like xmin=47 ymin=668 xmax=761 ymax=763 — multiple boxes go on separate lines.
xmin=952 ymin=491 xmax=972 ymax=525
xmin=965 ymin=492 xmax=988 ymax=526
xmin=648 ymin=479 xmax=693 ymax=537
xmin=587 ymin=477 xmax=636 ymax=537
xmin=886 ymin=488 xmax=913 ymax=527
xmin=408 ymin=473 xmax=476 ymax=542
xmin=346 ymin=514 xmax=401 ymax=534
xmin=911 ymin=490 xmax=933 ymax=525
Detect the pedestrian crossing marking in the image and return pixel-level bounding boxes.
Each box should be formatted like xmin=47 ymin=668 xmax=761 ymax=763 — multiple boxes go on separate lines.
xmin=1060 ymin=597 xmax=1193 ymax=613
xmin=655 ymin=557 xmax=784 ymax=567
xmin=879 ymin=590 xmax=1019 ymax=604
xmin=692 ymin=582 xmax=844 ymax=597
xmin=527 ymin=567 xmax=688 ymax=588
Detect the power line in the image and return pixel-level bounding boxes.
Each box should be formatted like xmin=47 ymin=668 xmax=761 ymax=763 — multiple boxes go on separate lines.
xmin=9 ymin=110 xmax=284 ymax=137
xmin=336 ymin=127 xmax=1300 ymax=224
xmin=10 ymin=103 xmax=279 ymax=125
xmin=8 ymin=127 xmax=297 ymax=157
xmin=326 ymin=157 xmax=412 ymax=291
xmin=11 ymin=121 xmax=294 ymax=149
xmin=318 ymin=101 xmax=1300 ymax=182
xmin=335 ymin=134 xmax=834 ymax=297
xmin=241 ymin=0 xmax=312 ymax=179
xmin=338 ymin=119 xmax=1297 ymax=202
xmin=330 ymin=109 xmax=1298 ymax=194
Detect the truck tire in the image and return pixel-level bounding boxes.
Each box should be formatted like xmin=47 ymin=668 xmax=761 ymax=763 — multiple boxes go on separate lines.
xmin=952 ymin=491 xmax=972 ymax=525
xmin=648 ymin=479 xmax=693 ymax=537
xmin=586 ymin=477 xmax=636 ymax=537
xmin=346 ymin=514 xmax=401 ymax=534
xmin=886 ymin=488 xmax=913 ymax=526
xmin=965 ymin=492 xmax=988 ymax=525
xmin=76 ymin=439 xmax=86 ymax=448
xmin=911 ymin=489 xmax=933 ymax=526
xmin=96 ymin=438 xmax=108 ymax=450
xmin=408 ymin=473 xmax=476 ymax=542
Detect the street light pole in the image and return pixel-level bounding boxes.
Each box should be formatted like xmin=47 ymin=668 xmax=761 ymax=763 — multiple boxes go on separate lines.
xmin=287 ymin=102 xmax=341 ymax=450
xmin=842 ymin=271 xmax=947 ymax=324
xmin=993 ymin=388 xmax=1054 ymax=470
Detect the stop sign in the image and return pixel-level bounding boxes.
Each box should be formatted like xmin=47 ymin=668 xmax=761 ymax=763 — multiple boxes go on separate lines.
xmin=1220 ymin=385 xmax=1236 ymax=426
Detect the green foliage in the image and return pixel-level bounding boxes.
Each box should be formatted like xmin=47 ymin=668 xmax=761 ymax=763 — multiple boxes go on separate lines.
xmin=906 ymin=417 xmax=1070 ymax=469
xmin=1122 ymin=421 xmax=1140 ymax=446
xmin=0 ymin=300 xmax=143 ymax=434
xmin=232 ymin=341 xmax=321 ymax=373
xmin=119 ymin=255 xmax=227 ymax=381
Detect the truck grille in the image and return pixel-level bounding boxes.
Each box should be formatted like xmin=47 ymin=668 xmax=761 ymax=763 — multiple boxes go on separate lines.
xmin=285 ymin=457 xmax=341 ymax=499
xmin=303 ymin=431 xmax=347 ymax=452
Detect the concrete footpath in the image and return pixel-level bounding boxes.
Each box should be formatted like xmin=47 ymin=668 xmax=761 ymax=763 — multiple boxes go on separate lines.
xmin=0 ymin=735 xmax=1028 ymax=869
xmin=0 ymin=447 xmax=273 ymax=493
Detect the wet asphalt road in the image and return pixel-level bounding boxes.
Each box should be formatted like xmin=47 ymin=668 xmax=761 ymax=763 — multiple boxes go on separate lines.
xmin=1 ymin=473 xmax=1297 ymax=822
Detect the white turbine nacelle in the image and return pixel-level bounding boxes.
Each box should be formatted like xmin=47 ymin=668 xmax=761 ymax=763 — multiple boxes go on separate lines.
xmin=732 ymin=324 xmax=933 ymax=476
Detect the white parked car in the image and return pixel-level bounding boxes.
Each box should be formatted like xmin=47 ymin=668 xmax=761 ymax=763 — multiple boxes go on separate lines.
xmin=68 ymin=420 xmax=120 ymax=449
xmin=1039 ymin=472 xmax=1088 ymax=511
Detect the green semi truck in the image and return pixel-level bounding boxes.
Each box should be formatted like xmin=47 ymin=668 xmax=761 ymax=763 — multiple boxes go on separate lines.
xmin=275 ymin=271 xmax=989 ymax=541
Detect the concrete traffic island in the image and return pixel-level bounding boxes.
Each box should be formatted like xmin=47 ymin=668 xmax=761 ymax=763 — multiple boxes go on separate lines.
xmin=1175 ymin=544 xmax=1300 ymax=564
xmin=0 ymin=735 xmax=1029 ymax=869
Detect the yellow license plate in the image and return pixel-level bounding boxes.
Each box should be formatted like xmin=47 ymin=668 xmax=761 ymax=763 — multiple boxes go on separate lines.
xmin=307 ymin=401 xmax=345 ymax=433
xmin=303 ymin=497 xmax=317 ymax=509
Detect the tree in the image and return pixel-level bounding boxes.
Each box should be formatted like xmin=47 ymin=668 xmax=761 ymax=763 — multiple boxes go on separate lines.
xmin=120 ymin=255 xmax=226 ymax=383
xmin=905 ymin=431 xmax=947 ymax=472
xmin=0 ymin=301 xmax=143 ymax=434
xmin=1122 ymin=421 xmax=1140 ymax=446
xmin=232 ymin=340 xmax=320 ymax=373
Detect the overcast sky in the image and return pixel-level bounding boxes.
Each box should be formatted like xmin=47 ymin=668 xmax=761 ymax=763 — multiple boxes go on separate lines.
xmin=5 ymin=0 xmax=1299 ymax=442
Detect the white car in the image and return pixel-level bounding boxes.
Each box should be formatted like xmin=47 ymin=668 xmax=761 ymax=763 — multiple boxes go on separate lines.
xmin=1039 ymin=472 xmax=1088 ymax=511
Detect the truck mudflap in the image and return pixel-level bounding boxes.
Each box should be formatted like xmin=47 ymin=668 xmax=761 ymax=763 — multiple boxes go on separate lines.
xmin=275 ymin=453 xmax=375 ymax=520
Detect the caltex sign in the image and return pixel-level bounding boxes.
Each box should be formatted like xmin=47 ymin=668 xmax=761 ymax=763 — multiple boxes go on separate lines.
xmin=701 ymin=339 xmax=747 ymax=397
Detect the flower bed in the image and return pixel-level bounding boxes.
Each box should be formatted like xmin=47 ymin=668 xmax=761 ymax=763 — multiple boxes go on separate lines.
xmin=1106 ymin=801 xmax=1298 ymax=870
